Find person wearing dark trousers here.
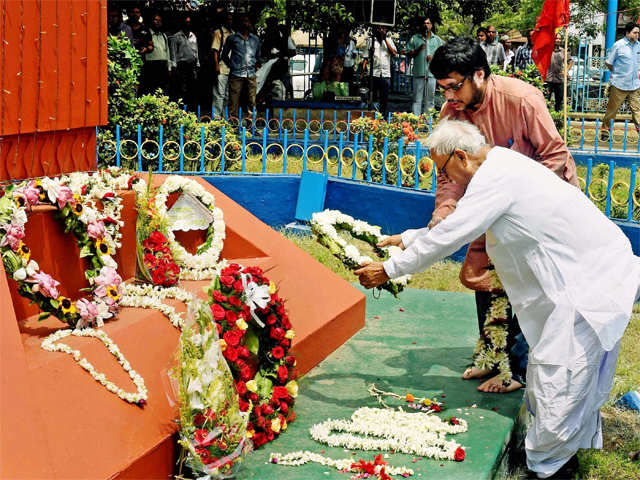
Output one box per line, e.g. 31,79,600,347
221,13,261,118
361,26,396,118
169,15,200,111
546,34,572,112
141,13,171,96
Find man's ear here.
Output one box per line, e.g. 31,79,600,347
455,149,469,166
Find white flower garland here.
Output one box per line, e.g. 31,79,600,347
310,209,411,288
41,328,148,405
310,407,467,461
269,451,414,477
120,283,194,330
156,176,225,279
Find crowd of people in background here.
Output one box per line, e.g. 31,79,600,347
108,1,572,119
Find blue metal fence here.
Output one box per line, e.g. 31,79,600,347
97,108,639,224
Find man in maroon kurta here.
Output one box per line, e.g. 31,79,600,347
429,37,579,392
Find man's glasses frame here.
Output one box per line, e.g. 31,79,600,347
438,75,470,94
440,149,455,179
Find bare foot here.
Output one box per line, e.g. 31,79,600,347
462,366,491,380
477,374,523,393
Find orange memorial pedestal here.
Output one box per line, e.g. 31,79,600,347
0,176,365,479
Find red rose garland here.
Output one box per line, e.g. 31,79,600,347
141,231,180,287
207,263,297,448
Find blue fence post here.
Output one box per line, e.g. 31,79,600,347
367,134,373,183
629,164,637,221
292,109,297,140
179,125,184,172
116,125,121,167
595,119,600,153
608,119,613,151
323,130,329,173
241,127,247,174
197,105,201,121
283,130,288,174
262,127,267,174
580,118,585,150
333,110,337,141
200,126,205,173
338,132,344,177
381,136,388,185
221,126,226,173
225,106,228,121
347,111,351,142
238,107,243,135
279,109,283,140
137,125,142,172
306,109,310,127
605,160,614,217
585,157,593,198
352,136,358,180
303,129,308,171
265,108,270,139
159,124,164,173
414,141,421,190
428,115,432,133
252,107,256,138
211,105,215,119
397,138,403,187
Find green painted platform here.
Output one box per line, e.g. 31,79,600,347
240,287,524,480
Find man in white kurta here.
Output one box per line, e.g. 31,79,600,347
355,119,640,478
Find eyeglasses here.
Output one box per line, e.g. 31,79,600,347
488,30,497,34
438,76,469,94
440,149,455,179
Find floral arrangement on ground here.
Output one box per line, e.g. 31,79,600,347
310,209,411,297
207,263,298,448
177,299,252,478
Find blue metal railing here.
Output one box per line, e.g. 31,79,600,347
97,109,639,224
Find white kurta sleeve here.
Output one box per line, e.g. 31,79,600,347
383,173,511,279
400,227,429,248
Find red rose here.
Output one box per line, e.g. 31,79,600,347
228,296,242,308
238,346,250,358
285,356,296,367
277,365,288,383
240,364,253,381
252,432,267,447
205,409,216,421
287,412,296,423
262,404,274,416
280,339,291,349
232,280,244,293
449,416,459,425
223,330,242,347
454,447,465,462
272,386,290,402
194,429,213,447
193,413,206,426
280,402,289,414
270,327,285,341
281,316,292,330
148,230,168,246
225,310,238,326
239,399,250,412
236,381,247,395
127,175,139,189
432,404,442,412
210,304,226,322
104,216,117,225
271,346,285,360
255,415,266,428
220,275,234,287
248,392,259,403
223,347,238,362
266,314,277,326
267,430,275,441
197,448,211,463
212,290,227,303
102,192,115,200
216,322,222,335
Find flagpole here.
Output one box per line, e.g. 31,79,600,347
563,26,568,144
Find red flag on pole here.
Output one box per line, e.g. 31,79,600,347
531,0,570,81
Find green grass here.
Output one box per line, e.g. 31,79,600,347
282,231,640,480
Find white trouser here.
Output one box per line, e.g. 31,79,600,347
524,315,620,478
213,73,229,118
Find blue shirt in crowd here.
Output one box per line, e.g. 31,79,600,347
221,32,261,77
606,36,640,91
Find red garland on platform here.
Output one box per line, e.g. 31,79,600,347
141,231,180,287
531,0,570,81
207,263,298,448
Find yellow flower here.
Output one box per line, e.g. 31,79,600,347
34,180,46,201
95,238,111,256
285,329,295,340
107,285,120,301
58,296,76,315
17,242,30,261
71,201,83,216
246,379,258,393
281,419,288,431
235,318,248,331
218,339,227,351
271,417,281,433
423,398,432,406
246,429,255,439
13,194,26,209
285,380,298,398
268,281,276,295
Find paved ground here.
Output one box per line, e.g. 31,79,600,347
241,286,525,480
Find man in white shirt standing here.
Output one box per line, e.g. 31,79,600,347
356,119,640,479
362,26,397,118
